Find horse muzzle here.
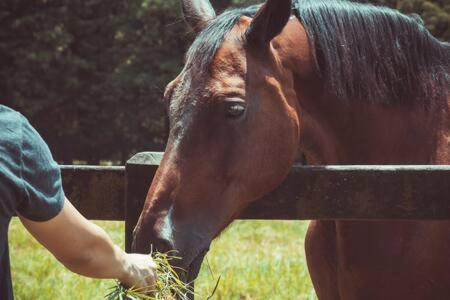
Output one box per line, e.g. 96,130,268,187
132,215,212,283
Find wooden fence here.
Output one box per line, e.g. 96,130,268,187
62,151,450,253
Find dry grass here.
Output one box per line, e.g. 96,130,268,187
105,251,193,300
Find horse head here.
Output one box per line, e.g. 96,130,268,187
132,0,308,281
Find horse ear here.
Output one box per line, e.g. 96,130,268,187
246,0,292,46
182,0,216,32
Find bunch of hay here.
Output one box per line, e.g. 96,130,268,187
105,252,193,300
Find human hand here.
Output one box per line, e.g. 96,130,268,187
119,252,157,292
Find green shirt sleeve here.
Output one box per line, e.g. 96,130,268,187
16,113,65,221
0,105,65,221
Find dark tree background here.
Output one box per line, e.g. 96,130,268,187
1,0,448,164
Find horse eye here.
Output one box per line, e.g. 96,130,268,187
227,103,246,118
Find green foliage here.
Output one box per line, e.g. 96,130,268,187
10,219,315,299
0,0,448,164
358,0,450,40
0,0,187,163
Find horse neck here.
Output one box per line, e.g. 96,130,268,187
293,76,450,165
275,17,449,165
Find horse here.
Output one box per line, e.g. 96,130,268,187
132,0,450,298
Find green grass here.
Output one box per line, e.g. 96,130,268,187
10,219,316,300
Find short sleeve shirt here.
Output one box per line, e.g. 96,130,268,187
0,105,64,300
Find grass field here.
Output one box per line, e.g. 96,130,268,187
10,219,316,300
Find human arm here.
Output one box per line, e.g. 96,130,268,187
18,197,156,289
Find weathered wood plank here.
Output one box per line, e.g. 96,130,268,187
122,153,450,221
61,166,125,220
62,153,450,224
124,154,160,252
241,165,450,220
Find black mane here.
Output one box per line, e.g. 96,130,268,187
296,0,449,106
186,0,450,107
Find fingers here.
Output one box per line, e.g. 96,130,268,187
120,253,157,292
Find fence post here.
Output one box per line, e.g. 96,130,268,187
125,152,163,252
125,151,195,299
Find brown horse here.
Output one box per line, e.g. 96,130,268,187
132,0,450,298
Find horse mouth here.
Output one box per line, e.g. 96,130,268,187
173,248,208,300
186,248,209,283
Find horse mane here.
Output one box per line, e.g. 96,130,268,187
186,0,449,107
295,0,449,107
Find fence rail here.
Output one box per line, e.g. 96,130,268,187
61,152,450,251
61,166,125,220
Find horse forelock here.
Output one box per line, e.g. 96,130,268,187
184,5,259,76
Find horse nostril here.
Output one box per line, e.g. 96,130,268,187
150,236,174,254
